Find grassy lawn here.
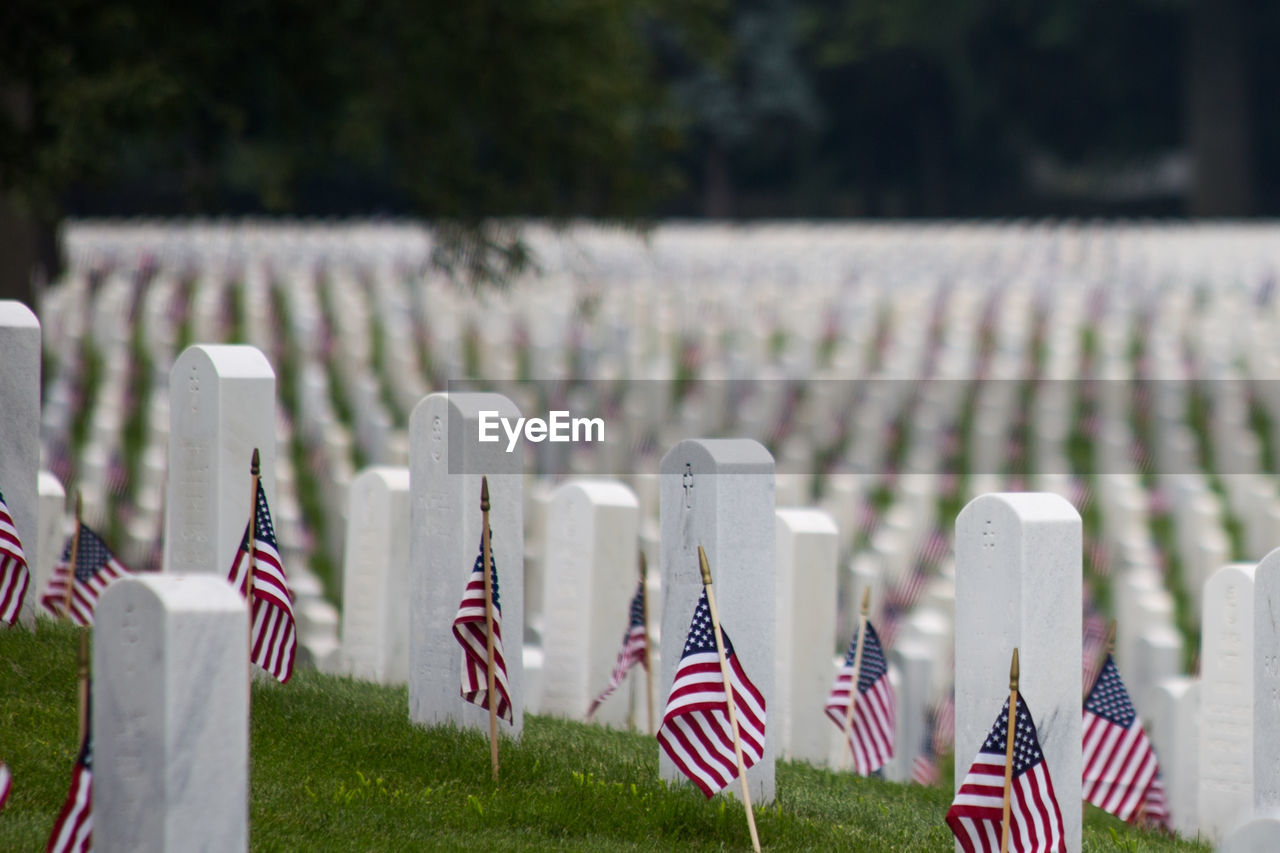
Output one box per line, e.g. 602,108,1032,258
3,622,1210,851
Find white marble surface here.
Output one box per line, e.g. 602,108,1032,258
0,301,40,628
408,392,524,737
1146,676,1200,837
1199,563,1257,842
659,438,776,804
539,479,640,727
1219,812,1280,853
94,574,247,852
955,492,1082,852
341,466,411,684
1254,548,1280,813
163,345,276,578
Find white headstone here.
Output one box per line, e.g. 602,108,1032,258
774,508,838,765
341,466,411,684
1146,677,1199,837
94,574,247,851
885,642,934,783
0,301,40,628
408,392,524,736
659,438,776,803
1199,562,1257,841
34,471,66,616
1254,548,1280,812
1219,812,1280,853
164,345,276,578
955,492,1082,850
540,480,640,727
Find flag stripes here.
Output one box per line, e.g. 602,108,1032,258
39,524,130,626
452,531,512,723
227,480,296,683
824,621,895,775
47,737,92,853
0,491,30,625
1081,654,1162,823
587,580,647,720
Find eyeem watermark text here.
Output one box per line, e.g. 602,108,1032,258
478,410,604,452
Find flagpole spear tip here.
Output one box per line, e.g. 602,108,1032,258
1105,620,1117,656
1010,648,1019,691
481,476,490,512
251,447,260,475
860,586,871,615
697,545,712,586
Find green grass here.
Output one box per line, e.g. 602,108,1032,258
2,624,1208,852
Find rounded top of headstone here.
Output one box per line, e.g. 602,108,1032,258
1257,545,1280,579
352,465,411,492
0,299,39,329
98,573,245,615
775,508,838,536
659,438,774,475
1150,674,1197,700
175,344,275,379
552,479,638,508
37,470,66,496
410,391,521,424
1219,811,1280,853
956,491,1081,526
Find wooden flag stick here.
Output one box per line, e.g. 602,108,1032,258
246,450,260,700
640,551,655,736
76,630,90,745
698,546,761,853
841,587,872,770
1000,648,1020,853
481,476,500,782
63,492,82,622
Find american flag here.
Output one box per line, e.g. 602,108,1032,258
452,529,512,723
657,588,766,798
946,694,1065,853
911,707,941,786
0,759,10,810
1138,773,1170,828
39,524,131,626
0,488,31,625
1082,654,1162,823
586,579,647,720
824,621,895,775
227,480,296,683
47,728,92,853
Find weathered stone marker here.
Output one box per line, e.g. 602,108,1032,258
1219,812,1280,853
1199,562,1256,842
94,574,247,851
164,345,276,577
1146,676,1199,837
0,301,40,628
660,439,775,803
540,480,640,727
341,466,411,684
774,508,838,765
409,392,524,736
1254,548,1280,813
955,493,1082,850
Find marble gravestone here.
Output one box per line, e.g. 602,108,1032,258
1254,548,1280,813
164,345,276,578
955,493,1082,851
1146,676,1200,837
34,471,66,614
659,439,776,803
1199,563,1256,842
94,574,247,851
409,392,524,737
885,642,933,783
1219,812,1280,853
539,480,640,728
341,466,411,684
774,508,838,766
0,301,40,628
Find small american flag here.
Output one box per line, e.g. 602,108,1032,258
657,588,766,798
586,579,647,720
1138,773,1170,828
227,481,296,683
39,524,131,626
0,759,10,810
824,621,895,775
47,729,92,853
452,529,512,723
911,707,941,786
946,694,1065,853
1082,654,1161,823
0,488,31,625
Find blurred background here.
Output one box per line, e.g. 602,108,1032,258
3,0,1277,301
